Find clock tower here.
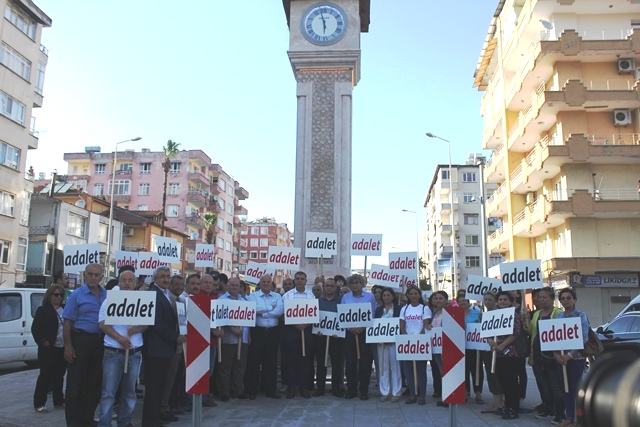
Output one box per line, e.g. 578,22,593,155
282,0,370,278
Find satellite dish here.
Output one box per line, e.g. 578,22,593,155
540,20,553,30
75,200,86,208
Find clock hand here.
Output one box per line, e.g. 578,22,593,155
319,13,326,34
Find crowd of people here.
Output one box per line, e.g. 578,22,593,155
30,264,590,427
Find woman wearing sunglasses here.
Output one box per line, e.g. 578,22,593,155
31,284,68,413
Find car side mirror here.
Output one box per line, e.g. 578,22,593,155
596,326,604,334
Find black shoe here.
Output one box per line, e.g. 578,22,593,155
159,411,179,422
300,390,312,399
266,392,282,399
551,416,564,425
535,403,546,413
501,409,519,420
436,401,449,408
494,407,505,416
344,391,357,399
432,393,441,398
359,392,369,401
536,411,552,419
286,389,296,399
236,392,251,400
331,389,344,398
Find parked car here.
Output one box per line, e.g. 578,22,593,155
595,312,640,356
0,288,46,366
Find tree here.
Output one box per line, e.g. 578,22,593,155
161,140,180,236
204,211,218,244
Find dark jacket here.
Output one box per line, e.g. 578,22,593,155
143,284,179,359
31,304,62,347
374,304,401,319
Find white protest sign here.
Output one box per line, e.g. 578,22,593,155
210,300,257,328
115,251,139,274
465,323,490,351
194,244,215,268
153,236,181,264
479,307,516,338
395,333,432,361
351,234,383,256
103,290,156,325
388,252,418,286
244,261,276,285
337,303,373,328
284,299,319,325
499,259,543,291
466,275,503,301
64,243,101,273
366,318,400,344
176,302,187,335
267,246,301,269
136,252,169,276
430,327,443,354
312,311,346,338
304,232,338,258
368,264,403,290
538,318,585,352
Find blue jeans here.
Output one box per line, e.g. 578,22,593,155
99,348,142,427
558,358,586,420
404,360,427,397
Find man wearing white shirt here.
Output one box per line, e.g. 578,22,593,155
98,271,147,427
179,274,200,304
245,274,284,400
282,271,315,399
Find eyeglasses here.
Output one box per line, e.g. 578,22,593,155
52,293,63,297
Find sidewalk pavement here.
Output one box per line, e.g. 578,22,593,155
0,366,562,427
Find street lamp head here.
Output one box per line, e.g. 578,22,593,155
131,137,142,142
425,132,436,138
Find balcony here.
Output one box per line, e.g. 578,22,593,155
187,189,209,207
543,256,640,277
549,189,640,220
234,203,248,216
440,224,452,235
233,216,240,226
186,214,205,229
235,183,249,200
123,244,146,252
439,245,453,258
110,194,130,202
233,234,240,244
488,225,509,254
29,225,55,236
188,171,210,187
486,181,508,217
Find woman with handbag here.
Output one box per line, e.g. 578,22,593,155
553,288,591,427
31,285,67,413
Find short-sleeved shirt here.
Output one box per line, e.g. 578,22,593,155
318,294,341,313
98,298,144,349
400,304,432,335
340,290,377,313
219,293,250,344
62,284,107,334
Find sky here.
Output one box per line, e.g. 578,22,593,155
27,0,497,269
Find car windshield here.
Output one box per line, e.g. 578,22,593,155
606,316,636,334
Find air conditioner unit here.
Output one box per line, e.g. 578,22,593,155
213,196,219,201
526,192,535,204
190,232,199,240
123,227,135,236
618,58,635,73
614,109,632,126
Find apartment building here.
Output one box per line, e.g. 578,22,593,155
62,148,248,276
243,217,293,284
0,0,50,287
476,0,640,324
423,154,502,297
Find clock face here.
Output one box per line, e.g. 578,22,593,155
301,3,348,46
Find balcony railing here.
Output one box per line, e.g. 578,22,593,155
585,80,636,91
586,133,640,145
39,44,48,55
594,188,640,201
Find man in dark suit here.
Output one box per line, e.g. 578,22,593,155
142,266,180,427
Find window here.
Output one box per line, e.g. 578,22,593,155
0,142,20,169
464,214,479,225
0,91,25,124
227,185,233,197
4,4,36,39
240,238,247,246
217,258,223,269
138,183,150,195
137,205,148,211
250,251,258,259
225,261,231,271
606,316,635,334
140,162,151,174
217,218,224,228
226,222,232,233
107,180,130,195
240,228,247,235
0,43,30,79
251,226,259,234
240,250,247,259
441,169,450,180
217,238,224,249
95,164,105,174
463,193,476,203
166,205,179,217
218,199,225,209
462,172,476,182
93,183,103,196
35,62,45,95
169,162,180,173
168,183,180,195
219,180,226,191
489,255,503,268
465,256,480,268
260,238,268,247
250,238,258,246
225,241,231,252
465,235,479,246
119,163,132,171
98,223,108,243
227,204,233,215
0,294,21,322
260,251,267,259
260,226,269,234
67,213,86,238
0,240,9,264
0,190,15,216
20,191,30,225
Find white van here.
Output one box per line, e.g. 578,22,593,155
0,288,46,365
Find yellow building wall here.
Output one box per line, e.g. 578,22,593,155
568,218,640,258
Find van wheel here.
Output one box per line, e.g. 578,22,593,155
24,360,39,368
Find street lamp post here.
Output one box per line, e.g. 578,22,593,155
105,137,141,277
402,209,421,287
426,132,457,294
477,161,489,277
